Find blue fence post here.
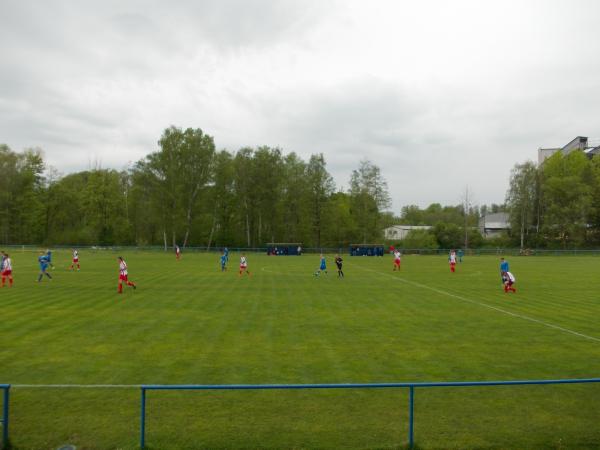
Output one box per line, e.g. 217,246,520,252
408,386,414,449
1,385,8,450
140,387,146,449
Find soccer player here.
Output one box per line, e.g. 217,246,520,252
335,254,344,278
502,271,516,293
38,252,52,282
499,257,509,282
224,247,229,262
393,249,402,271
46,249,55,269
69,249,80,271
449,250,457,273
239,253,250,276
1,251,13,287
117,256,137,293
175,245,181,260
457,249,464,263
314,254,327,276
220,251,227,271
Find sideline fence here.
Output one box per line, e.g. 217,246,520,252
140,377,600,449
0,385,9,450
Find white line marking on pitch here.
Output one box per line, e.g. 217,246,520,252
359,266,600,343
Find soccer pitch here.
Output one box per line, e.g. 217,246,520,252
2,250,600,449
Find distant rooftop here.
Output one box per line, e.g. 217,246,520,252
538,136,600,165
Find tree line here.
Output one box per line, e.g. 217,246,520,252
7,127,594,250
0,127,393,248
506,150,600,249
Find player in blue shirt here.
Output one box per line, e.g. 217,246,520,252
224,247,229,263
500,257,509,282
220,251,227,271
38,252,53,282
314,254,327,276
46,249,55,269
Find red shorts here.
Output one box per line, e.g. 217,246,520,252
1,270,12,276
119,274,128,281
240,264,247,270
73,258,79,263
394,259,401,265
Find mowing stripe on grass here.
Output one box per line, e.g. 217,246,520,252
359,266,600,343
12,384,139,388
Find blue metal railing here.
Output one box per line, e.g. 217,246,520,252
0,385,9,450
140,377,600,448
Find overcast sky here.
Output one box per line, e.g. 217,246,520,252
1,0,600,213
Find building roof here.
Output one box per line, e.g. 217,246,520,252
480,212,510,229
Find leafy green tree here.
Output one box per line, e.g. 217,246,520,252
207,150,236,248
349,160,391,243
506,161,539,249
306,154,335,248
133,126,215,248
433,222,463,249
401,229,438,249
281,152,309,243
541,151,592,248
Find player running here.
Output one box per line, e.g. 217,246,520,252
335,254,344,278
393,249,401,271
224,247,229,262
175,245,181,260
220,251,227,271
314,254,327,276
117,256,137,293
69,249,80,271
38,252,53,282
239,253,250,276
46,249,55,269
449,250,457,273
502,271,516,293
1,251,13,287
499,257,509,282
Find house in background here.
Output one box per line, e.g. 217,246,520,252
384,225,432,241
538,136,600,165
479,212,510,238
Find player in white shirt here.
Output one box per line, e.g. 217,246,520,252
1,252,13,287
502,271,516,293
239,254,250,277
449,250,457,273
69,249,80,271
393,249,402,271
175,245,181,260
117,256,137,294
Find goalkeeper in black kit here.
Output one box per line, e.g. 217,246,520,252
335,254,344,278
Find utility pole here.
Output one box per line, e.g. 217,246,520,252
463,186,471,250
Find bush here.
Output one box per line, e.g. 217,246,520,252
400,229,438,249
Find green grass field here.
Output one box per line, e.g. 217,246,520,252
2,249,600,449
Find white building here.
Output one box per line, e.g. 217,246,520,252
538,136,600,165
479,213,510,238
384,225,432,240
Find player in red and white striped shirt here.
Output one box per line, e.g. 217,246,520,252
239,254,250,276
393,249,401,271
117,256,136,294
69,249,80,271
1,251,13,288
